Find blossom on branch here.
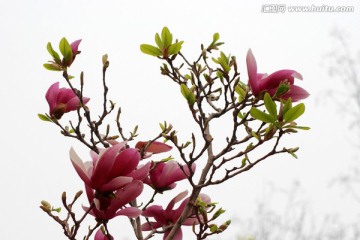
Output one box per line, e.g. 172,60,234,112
141,191,211,240
45,82,90,119
144,161,195,192
70,143,150,192
83,181,143,220
246,49,309,101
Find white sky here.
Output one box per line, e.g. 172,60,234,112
1,0,360,239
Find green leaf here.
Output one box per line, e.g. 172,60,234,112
161,27,172,48
213,208,226,219
43,63,62,71
59,37,73,65
155,33,163,48
284,125,310,130
38,113,52,122
284,103,305,122
264,93,277,118
282,98,292,115
180,84,196,105
168,41,183,55
47,42,61,64
140,44,162,57
213,33,220,43
250,107,275,123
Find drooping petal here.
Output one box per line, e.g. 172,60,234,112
94,228,113,240
135,141,172,154
114,207,142,218
246,49,259,95
69,147,91,185
166,190,188,212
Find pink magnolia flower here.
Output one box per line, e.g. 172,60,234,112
70,142,150,192
45,82,90,119
141,191,211,240
69,39,82,66
94,228,113,240
83,180,143,220
246,49,309,101
143,161,195,192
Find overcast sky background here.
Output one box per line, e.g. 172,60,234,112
1,0,360,239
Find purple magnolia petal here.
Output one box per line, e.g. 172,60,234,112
91,144,123,189
114,207,142,218
70,39,82,54
69,147,91,185
141,221,163,231
135,141,172,154
94,229,113,240
107,148,140,180
280,85,310,102
99,176,133,192
142,205,167,224
108,181,144,214
246,49,259,95
259,69,300,90
164,228,183,240
65,96,81,112
166,190,188,212
45,82,60,112
127,162,151,181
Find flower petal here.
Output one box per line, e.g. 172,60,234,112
107,148,140,180
135,141,172,154
127,162,151,181
99,176,133,192
246,49,259,95
69,147,91,185
280,85,310,102
114,207,142,218
91,144,123,189
45,82,60,113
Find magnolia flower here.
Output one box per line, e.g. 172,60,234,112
69,39,82,66
246,49,309,101
141,191,211,240
83,181,143,220
45,82,90,119
70,143,150,192
94,228,113,240
143,161,195,192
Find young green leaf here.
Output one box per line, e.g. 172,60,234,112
38,113,52,122
155,33,163,48
47,42,61,64
168,41,183,55
264,93,277,118
43,63,62,71
213,33,220,43
250,107,275,123
283,103,305,122
282,98,292,116
161,27,172,48
59,37,73,65
140,44,162,57
180,84,196,105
